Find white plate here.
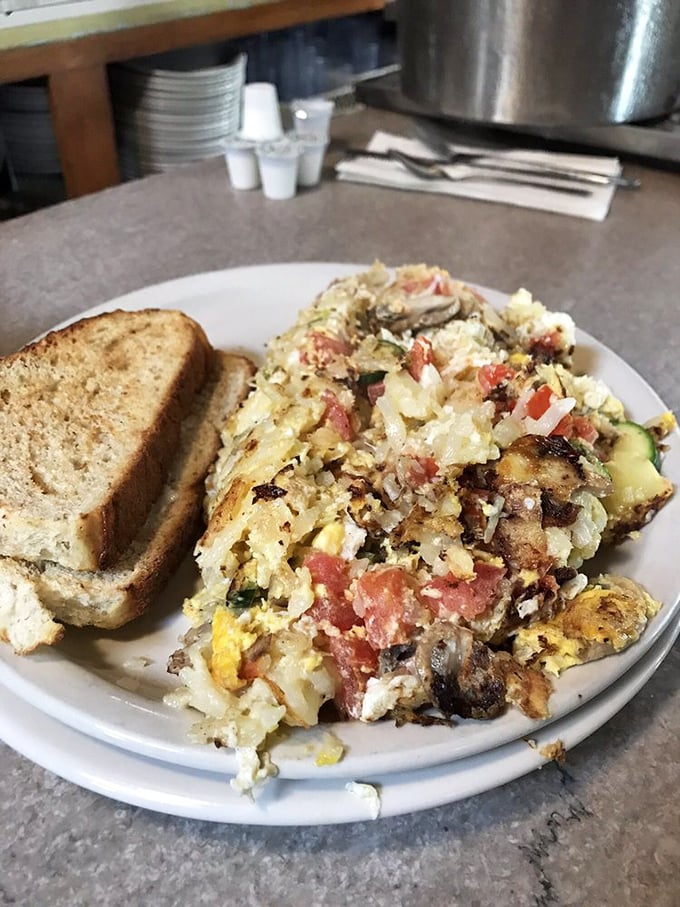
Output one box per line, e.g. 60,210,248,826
113,99,241,119
2,613,677,825
0,264,677,782
125,54,246,81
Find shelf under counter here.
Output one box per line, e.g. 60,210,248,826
0,0,386,198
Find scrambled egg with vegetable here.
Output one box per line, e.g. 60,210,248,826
165,263,675,792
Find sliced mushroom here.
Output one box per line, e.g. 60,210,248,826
414,622,507,720
368,284,517,341
370,296,463,335
379,642,417,675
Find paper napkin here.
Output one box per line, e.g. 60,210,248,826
336,131,623,221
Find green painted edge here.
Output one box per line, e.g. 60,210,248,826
0,0,269,51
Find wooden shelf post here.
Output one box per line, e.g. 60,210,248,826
48,64,121,197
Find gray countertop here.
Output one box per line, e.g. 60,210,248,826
0,109,678,907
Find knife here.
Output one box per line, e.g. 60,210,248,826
412,120,641,189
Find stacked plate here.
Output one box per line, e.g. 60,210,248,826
0,263,678,825
0,81,60,176
109,48,246,180
0,80,66,205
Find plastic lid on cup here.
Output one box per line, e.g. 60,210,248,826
224,135,258,151
295,132,329,150
255,138,300,161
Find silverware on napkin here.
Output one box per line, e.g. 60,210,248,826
412,120,640,190
345,148,593,197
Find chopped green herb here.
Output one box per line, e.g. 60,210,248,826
227,585,266,610
357,370,387,389
377,338,406,354
356,537,386,563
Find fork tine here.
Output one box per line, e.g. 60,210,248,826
387,148,442,179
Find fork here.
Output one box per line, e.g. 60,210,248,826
411,121,640,189
349,148,593,197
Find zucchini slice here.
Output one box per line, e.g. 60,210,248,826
603,421,672,538
613,420,660,468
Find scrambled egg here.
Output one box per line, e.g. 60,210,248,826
513,575,661,675
211,608,257,691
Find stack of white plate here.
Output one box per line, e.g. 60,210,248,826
0,81,61,177
109,48,247,180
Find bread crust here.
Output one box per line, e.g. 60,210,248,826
0,308,213,570
0,352,255,652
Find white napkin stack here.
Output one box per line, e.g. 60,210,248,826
336,131,623,221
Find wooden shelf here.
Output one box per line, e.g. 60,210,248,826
0,0,386,197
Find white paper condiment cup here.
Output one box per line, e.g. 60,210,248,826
256,139,300,200
290,97,334,139
224,137,260,190
240,82,284,142
296,133,329,187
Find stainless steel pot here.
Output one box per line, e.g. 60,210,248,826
399,0,680,126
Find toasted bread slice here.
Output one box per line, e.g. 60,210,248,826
0,308,212,571
0,352,254,654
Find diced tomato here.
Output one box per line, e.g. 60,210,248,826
353,566,427,650
552,414,572,437
327,634,379,719
477,363,515,397
406,456,438,487
304,551,349,599
366,380,385,405
399,272,450,297
300,331,351,367
321,390,355,441
418,563,505,621
572,416,599,444
408,336,435,382
303,552,356,631
307,596,357,631
525,384,555,420
552,414,599,444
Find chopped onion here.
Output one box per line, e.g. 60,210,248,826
376,391,407,451
341,516,367,560
382,474,401,502
517,596,540,619
512,386,537,421
425,273,451,296
492,414,524,447
523,396,576,436
374,506,406,533
419,531,446,566
482,495,505,543
431,556,450,577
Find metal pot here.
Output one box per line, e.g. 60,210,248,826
399,0,680,126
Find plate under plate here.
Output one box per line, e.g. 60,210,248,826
0,264,677,782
